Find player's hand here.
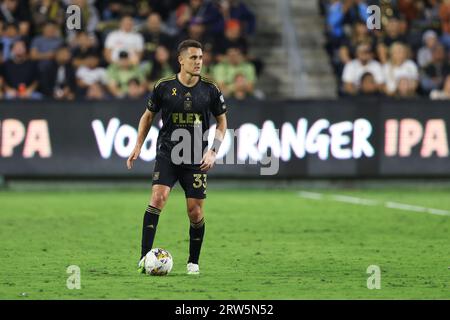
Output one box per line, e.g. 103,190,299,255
200,149,216,171
127,146,141,169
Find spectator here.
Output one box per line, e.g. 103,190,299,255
219,0,256,36
395,77,418,98
126,78,146,99
41,46,76,100
383,42,418,96
99,0,135,21
341,43,384,95
397,0,423,24
177,18,214,50
147,0,184,22
422,0,441,28
0,40,41,99
0,74,3,99
214,18,263,76
30,0,65,35
232,73,255,100
172,0,224,37
0,0,31,37
103,15,144,64
326,0,368,47
344,0,370,23
76,53,107,93
144,45,174,90
377,17,408,64
417,30,439,68
430,74,450,100
339,20,376,65
86,81,108,100
200,47,214,78
213,46,256,97
357,72,382,96
70,31,100,69
326,0,350,50
0,22,20,63
30,20,64,72
214,19,248,62
106,50,146,98
440,0,450,49
141,12,174,61
420,44,450,93
134,0,154,22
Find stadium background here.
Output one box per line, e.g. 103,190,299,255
0,0,449,300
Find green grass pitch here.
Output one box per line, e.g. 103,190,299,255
0,187,449,299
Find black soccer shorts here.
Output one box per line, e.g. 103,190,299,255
151,155,207,199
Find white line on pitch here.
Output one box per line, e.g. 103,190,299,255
298,191,450,216
386,202,450,216
331,195,379,206
298,191,323,200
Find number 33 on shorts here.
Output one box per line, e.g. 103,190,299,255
193,173,207,191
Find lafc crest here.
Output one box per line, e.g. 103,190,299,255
184,92,192,110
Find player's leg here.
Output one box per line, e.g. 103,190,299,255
140,184,171,259
186,197,205,268
140,156,177,261
178,169,207,274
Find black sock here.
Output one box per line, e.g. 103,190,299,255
141,205,161,259
188,218,205,264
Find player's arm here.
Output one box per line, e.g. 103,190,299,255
200,113,227,171
127,109,155,169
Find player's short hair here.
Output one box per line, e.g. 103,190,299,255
177,39,203,56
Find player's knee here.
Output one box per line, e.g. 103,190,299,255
187,204,203,223
150,192,169,209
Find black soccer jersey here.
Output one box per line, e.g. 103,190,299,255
147,74,227,167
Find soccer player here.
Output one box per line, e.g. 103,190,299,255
127,39,228,275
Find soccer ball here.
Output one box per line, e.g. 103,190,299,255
144,248,173,276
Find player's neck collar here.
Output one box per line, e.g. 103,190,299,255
176,72,200,89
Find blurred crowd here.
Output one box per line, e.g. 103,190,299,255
0,0,261,101
321,0,450,100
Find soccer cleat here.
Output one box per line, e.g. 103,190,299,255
137,256,146,274
187,262,200,275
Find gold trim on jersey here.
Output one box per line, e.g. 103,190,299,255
154,75,176,88
200,76,220,91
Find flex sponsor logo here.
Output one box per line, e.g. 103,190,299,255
0,119,52,158
172,113,202,125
